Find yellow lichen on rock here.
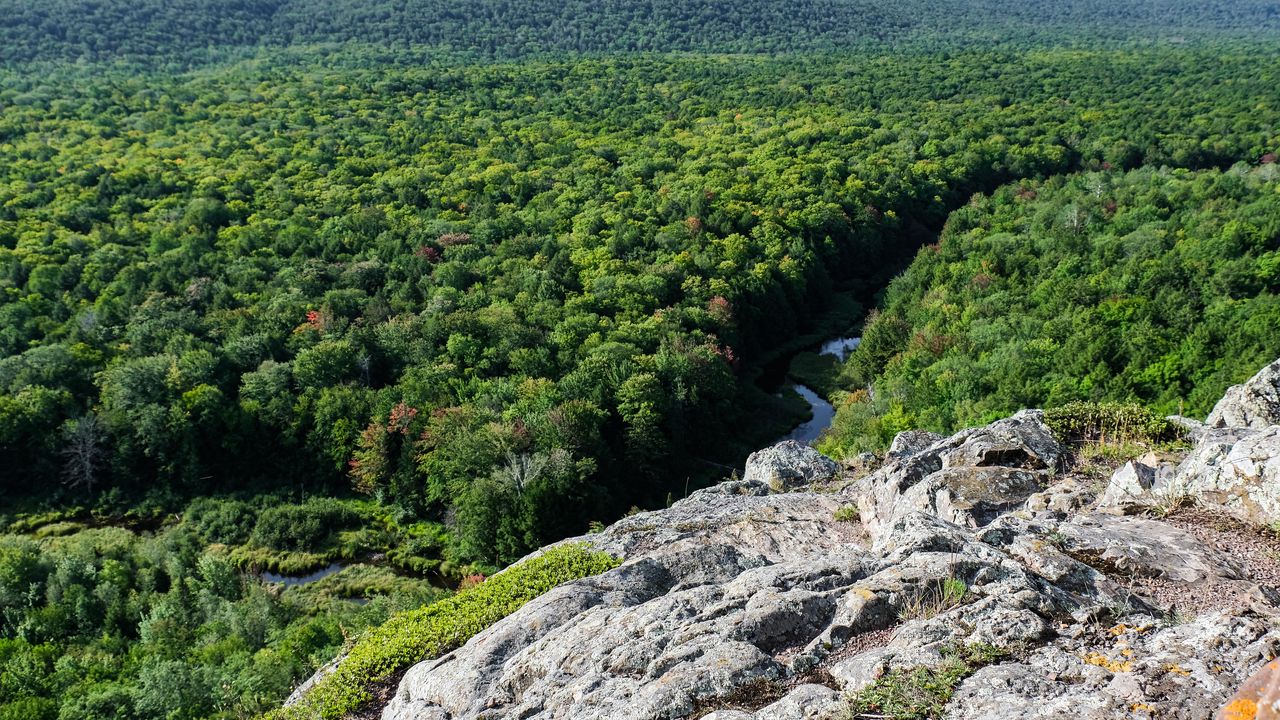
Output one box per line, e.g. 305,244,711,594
1083,651,1134,673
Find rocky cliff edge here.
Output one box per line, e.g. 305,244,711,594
380,358,1280,720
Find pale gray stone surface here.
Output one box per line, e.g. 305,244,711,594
888,429,945,460
742,440,840,492
948,613,1280,720
1168,425,1280,523
1207,358,1280,429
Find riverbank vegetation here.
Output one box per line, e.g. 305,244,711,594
0,516,448,720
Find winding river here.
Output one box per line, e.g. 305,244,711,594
776,336,860,444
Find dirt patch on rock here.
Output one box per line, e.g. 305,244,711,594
821,626,897,668
1130,507,1280,617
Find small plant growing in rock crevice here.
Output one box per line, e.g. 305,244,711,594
897,576,969,622
840,643,1008,720
833,504,861,523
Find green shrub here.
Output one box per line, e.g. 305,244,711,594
833,505,860,523
841,644,1007,720
0,697,57,720
251,499,361,552
271,543,619,720
222,544,333,575
1043,402,1181,446
185,497,257,544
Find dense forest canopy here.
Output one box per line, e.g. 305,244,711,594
4,50,1278,558
2,0,1280,65
1,2,1279,719
820,164,1280,457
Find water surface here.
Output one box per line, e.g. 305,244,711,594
262,562,346,587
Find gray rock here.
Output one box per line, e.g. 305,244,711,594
1056,513,1246,583
1096,453,1177,513
1024,477,1096,519
898,467,1047,528
947,612,1280,720
742,440,840,492
1167,425,1280,523
1206,358,1280,429
888,430,945,460
1099,459,1157,511
1167,414,1207,442
938,410,1062,472
846,410,1062,540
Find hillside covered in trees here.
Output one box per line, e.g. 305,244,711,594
1,1,1279,718
821,164,1280,456
3,0,1280,65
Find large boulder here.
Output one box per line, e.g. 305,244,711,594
887,430,945,460
1207,359,1280,429
846,410,1063,539
1167,426,1280,524
896,467,1047,528
742,440,840,492
938,410,1062,471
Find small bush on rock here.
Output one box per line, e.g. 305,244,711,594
270,543,620,720
842,643,1007,720
833,505,860,523
1044,402,1181,446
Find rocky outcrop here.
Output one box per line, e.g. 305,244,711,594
1167,426,1280,523
846,409,1061,537
887,430,944,460
379,361,1280,720
949,613,1279,720
741,440,839,492
1207,358,1280,429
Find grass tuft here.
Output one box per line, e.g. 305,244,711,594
833,505,861,523
897,577,968,622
